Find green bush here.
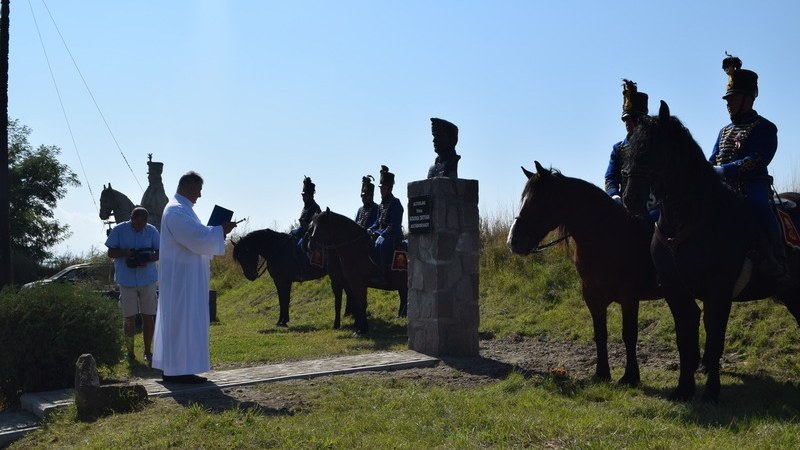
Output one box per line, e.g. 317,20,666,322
0,284,123,405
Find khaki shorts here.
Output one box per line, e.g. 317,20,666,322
118,283,158,317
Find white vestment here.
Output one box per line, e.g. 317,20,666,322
152,193,225,376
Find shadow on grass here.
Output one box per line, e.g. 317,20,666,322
171,385,295,416
629,367,800,426
257,324,332,334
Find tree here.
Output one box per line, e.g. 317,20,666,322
8,118,79,265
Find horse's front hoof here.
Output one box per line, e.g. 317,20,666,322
353,329,368,338
591,373,611,383
276,321,288,327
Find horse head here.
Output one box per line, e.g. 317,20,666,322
232,231,263,281
307,208,332,251
308,207,365,252
231,230,263,281
98,183,135,223
507,161,566,255
99,184,114,220
622,100,710,218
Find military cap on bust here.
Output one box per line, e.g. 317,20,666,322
722,53,758,99
621,79,649,119
147,161,164,175
379,165,395,187
302,176,316,194
431,117,459,144
361,175,375,195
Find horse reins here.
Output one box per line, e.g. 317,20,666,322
255,258,268,278
531,233,571,253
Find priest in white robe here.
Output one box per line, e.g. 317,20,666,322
152,171,236,384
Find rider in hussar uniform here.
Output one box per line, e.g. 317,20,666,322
368,165,404,268
605,79,659,221
290,176,321,241
606,80,648,202
355,174,379,229
709,54,788,281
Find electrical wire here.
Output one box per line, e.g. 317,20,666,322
27,0,99,212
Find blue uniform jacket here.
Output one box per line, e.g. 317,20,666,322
369,195,404,241
604,138,627,197
709,110,777,184
355,202,379,229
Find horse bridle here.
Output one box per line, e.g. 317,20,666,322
512,216,571,253
254,257,268,278
531,233,570,253
236,245,268,279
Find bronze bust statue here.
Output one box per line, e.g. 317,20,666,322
427,117,460,179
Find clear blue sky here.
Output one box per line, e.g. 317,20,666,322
9,1,800,257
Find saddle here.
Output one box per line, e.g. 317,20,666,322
368,239,408,285
291,235,325,275
391,242,409,271
774,196,800,250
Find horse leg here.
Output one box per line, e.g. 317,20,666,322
275,281,291,327
344,287,353,317
331,279,343,329
666,294,701,401
584,295,611,382
701,298,732,402
618,297,640,386
398,288,408,318
351,284,369,336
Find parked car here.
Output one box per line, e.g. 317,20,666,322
22,262,118,297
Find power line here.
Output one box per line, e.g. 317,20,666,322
40,0,143,193
27,0,99,212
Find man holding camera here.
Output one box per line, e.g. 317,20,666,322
105,206,160,366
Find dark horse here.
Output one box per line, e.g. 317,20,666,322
307,208,409,336
232,228,348,328
507,162,661,385
622,101,800,401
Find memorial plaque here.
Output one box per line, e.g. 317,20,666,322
408,195,431,233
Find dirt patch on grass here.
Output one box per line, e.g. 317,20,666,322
165,334,680,413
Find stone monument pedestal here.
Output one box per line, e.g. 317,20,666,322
406,178,479,357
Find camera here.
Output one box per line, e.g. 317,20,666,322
126,248,155,268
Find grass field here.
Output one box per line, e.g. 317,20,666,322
10,220,800,449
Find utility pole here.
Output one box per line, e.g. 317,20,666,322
1,0,11,288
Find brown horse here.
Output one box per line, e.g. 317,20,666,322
507,162,661,385
307,208,408,336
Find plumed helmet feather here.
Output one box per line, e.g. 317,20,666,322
722,51,742,75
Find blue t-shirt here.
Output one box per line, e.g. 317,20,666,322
105,221,160,287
